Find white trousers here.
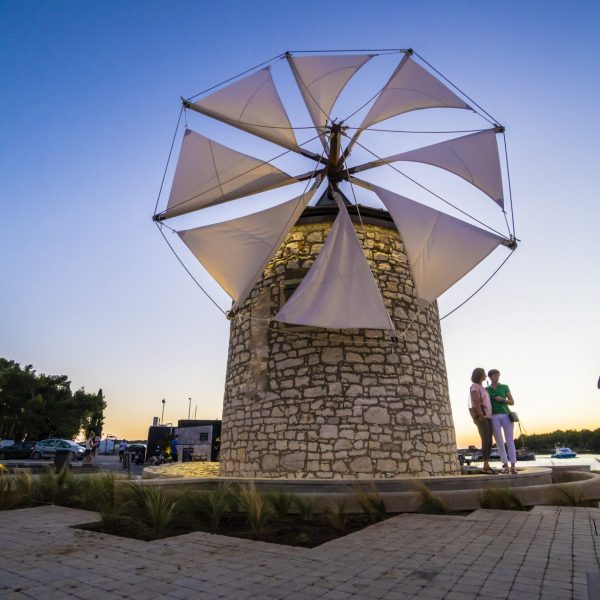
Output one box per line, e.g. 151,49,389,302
491,413,517,465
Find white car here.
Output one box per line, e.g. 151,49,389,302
32,439,86,461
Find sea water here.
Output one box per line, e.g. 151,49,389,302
484,453,600,471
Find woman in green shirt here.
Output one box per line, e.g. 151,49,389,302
487,369,517,474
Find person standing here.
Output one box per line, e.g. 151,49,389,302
469,368,495,475
118,440,127,462
487,369,517,474
170,435,179,463
83,431,95,464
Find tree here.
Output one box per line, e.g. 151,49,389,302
0,358,106,441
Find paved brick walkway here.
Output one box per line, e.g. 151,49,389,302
0,505,599,599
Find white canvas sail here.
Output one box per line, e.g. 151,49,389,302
288,54,373,150
164,129,297,219
356,54,470,132
187,67,300,151
178,187,318,307
351,129,504,207
361,181,507,304
275,194,393,330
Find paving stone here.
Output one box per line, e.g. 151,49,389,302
2,505,600,599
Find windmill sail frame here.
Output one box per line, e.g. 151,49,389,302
154,49,517,330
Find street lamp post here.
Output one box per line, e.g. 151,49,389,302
161,398,166,424
188,397,191,420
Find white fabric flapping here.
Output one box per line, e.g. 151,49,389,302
365,182,506,305
165,129,296,219
178,186,318,308
287,54,373,150
353,129,504,208
274,195,393,330
356,55,470,133
188,67,299,151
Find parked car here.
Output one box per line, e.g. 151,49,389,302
125,443,147,465
0,441,37,460
32,439,86,461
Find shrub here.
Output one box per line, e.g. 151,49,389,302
293,496,320,522
354,487,386,522
478,486,524,510
32,467,85,506
323,500,348,531
413,482,451,515
127,484,176,536
236,483,273,535
174,487,231,530
546,484,598,508
265,489,297,520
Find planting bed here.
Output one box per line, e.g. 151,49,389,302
76,513,384,547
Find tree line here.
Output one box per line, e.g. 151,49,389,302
0,358,105,442
516,428,600,453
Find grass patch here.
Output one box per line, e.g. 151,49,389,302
478,486,524,511
413,482,452,515
546,484,598,508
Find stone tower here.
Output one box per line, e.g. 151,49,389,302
219,196,459,479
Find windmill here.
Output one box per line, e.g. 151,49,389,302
153,49,517,479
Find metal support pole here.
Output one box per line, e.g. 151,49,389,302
188,397,191,420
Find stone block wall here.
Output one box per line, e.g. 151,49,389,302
220,215,459,478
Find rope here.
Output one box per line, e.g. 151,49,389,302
345,126,490,134
341,57,402,124
395,307,423,340
186,53,286,102
350,137,507,238
287,49,407,54
502,131,517,239
439,249,515,320
286,53,333,125
153,106,184,216
154,221,227,316
412,51,499,127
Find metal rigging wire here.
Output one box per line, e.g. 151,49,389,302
349,136,509,238
412,50,500,127
154,221,228,316
186,53,286,102
154,47,518,324
439,250,515,320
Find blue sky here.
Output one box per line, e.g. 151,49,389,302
1,1,599,444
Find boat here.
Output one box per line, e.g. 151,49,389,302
462,445,535,463
516,447,536,461
551,447,577,459
462,447,482,464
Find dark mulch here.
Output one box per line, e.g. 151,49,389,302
75,514,387,547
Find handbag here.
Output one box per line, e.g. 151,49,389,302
469,385,485,419
509,411,519,422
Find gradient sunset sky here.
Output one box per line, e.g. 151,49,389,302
2,0,599,447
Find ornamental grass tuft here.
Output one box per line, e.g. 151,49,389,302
323,499,349,531
236,482,273,535
264,489,297,520
546,484,597,508
413,482,451,515
354,487,387,522
478,486,524,510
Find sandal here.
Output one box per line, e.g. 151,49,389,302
482,468,497,475
500,466,510,474
511,467,518,474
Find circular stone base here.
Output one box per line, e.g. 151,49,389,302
140,465,600,513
